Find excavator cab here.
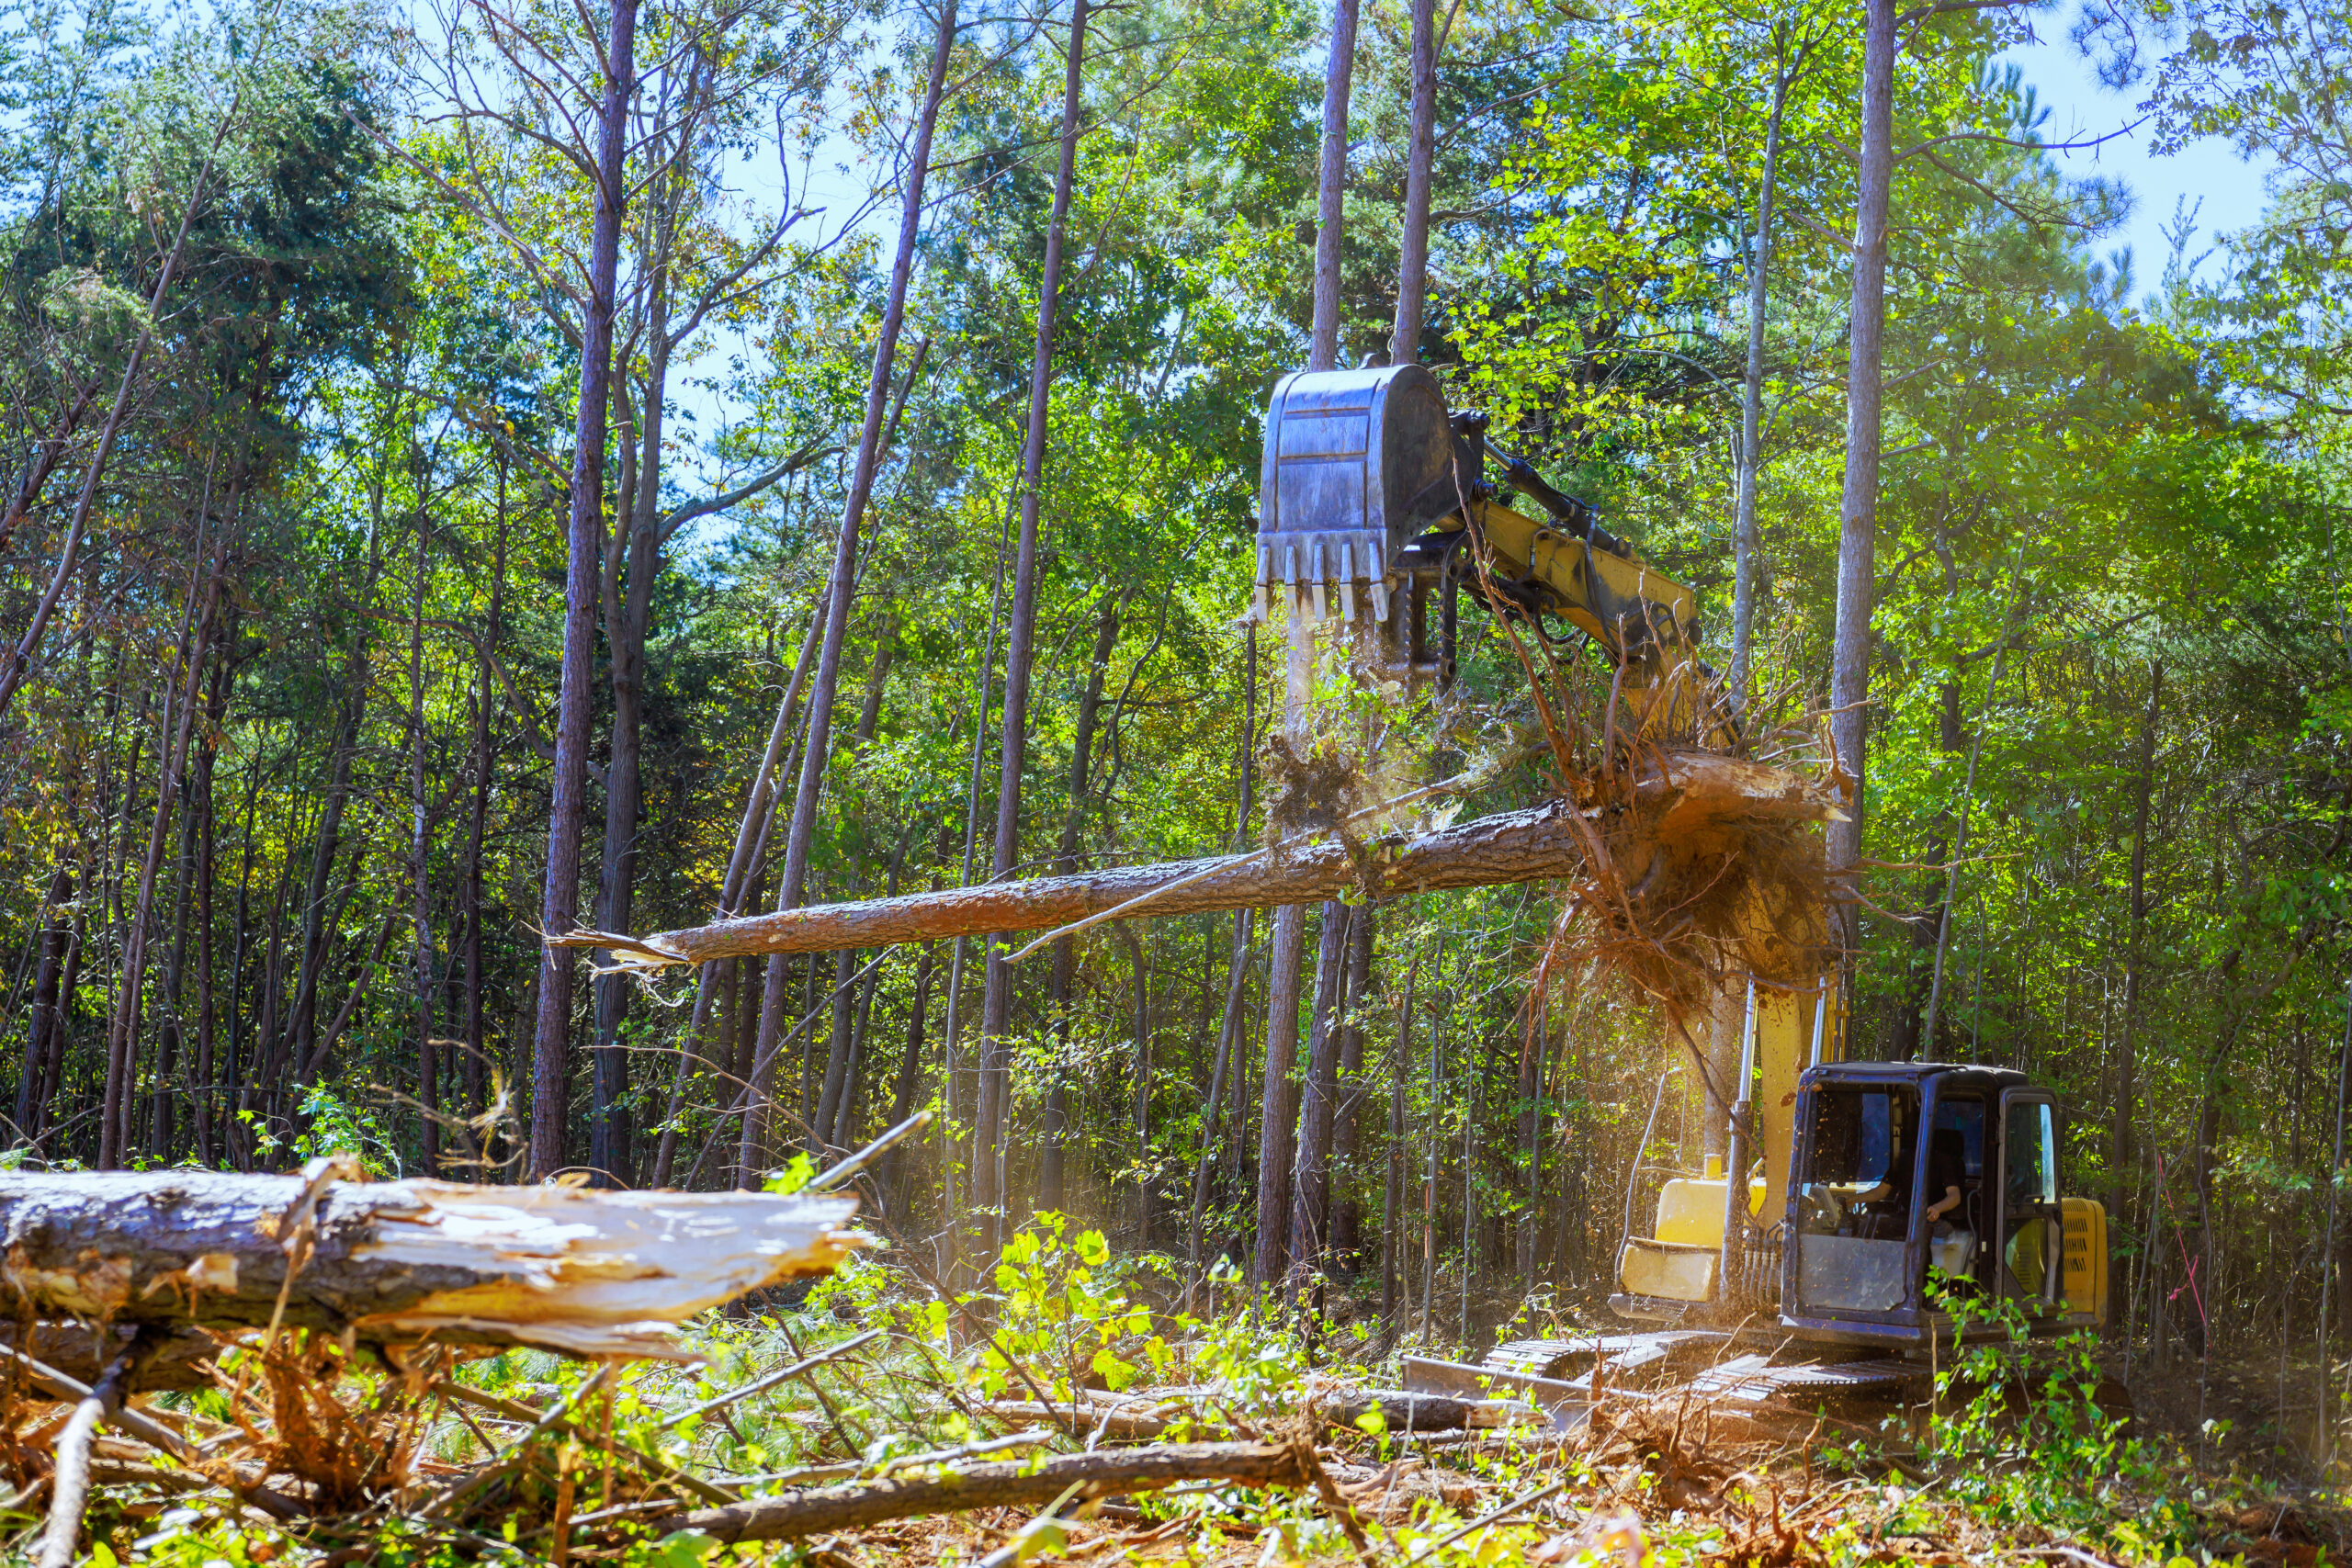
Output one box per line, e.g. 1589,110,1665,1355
1781,1061,2107,1348
1614,1052,2110,1350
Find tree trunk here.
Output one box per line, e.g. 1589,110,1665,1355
744,0,956,1188
2109,659,2163,1332
410,510,440,1174
1517,1001,1542,1285
461,468,508,1166
34,915,82,1150
190,650,224,1168
853,628,896,750
0,1170,860,1359
880,944,933,1204
16,867,73,1142
976,0,1092,1235
1331,906,1373,1260
833,944,884,1150
532,0,639,1179
1286,903,1351,1299
1187,904,1249,1294
591,329,670,1187
1254,901,1304,1293
1729,51,1791,708
1042,596,1123,1212
579,766,1828,964
1261,0,1363,1284
1822,0,1896,929
1121,922,1152,1243
1386,0,1434,367
656,1443,1307,1546
814,948,859,1149
1381,954,1418,1328
1308,0,1362,368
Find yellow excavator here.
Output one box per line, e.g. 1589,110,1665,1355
1255,364,2108,1354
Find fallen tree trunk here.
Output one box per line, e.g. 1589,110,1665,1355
650,1440,1309,1542
559,755,1832,967
0,1166,864,1360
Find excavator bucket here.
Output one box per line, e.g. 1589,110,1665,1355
1253,364,1465,626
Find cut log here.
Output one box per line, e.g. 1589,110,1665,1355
649,1440,1309,1542
560,757,1834,966
0,1168,865,1360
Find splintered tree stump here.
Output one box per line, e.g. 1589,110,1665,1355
0,1169,865,1360
563,757,1833,967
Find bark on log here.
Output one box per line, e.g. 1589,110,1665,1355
650,1441,1308,1542
0,1168,864,1359
564,757,1832,967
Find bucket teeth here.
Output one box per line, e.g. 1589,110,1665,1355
1250,528,1399,626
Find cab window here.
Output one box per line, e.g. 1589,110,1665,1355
1794,1085,1917,1314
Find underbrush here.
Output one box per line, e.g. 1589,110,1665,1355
17,1220,2340,1567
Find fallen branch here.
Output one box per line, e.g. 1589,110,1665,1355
653,1327,883,1431
422,1369,610,1522
0,1322,215,1391
1408,1479,1569,1561
557,759,1829,968
435,1377,739,1506
1293,1432,1378,1562
649,1440,1309,1542
0,1342,304,1519
985,1391,1536,1442
36,1347,130,1568
0,1170,865,1359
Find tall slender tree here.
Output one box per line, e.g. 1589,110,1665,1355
741,0,962,1184
975,0,1093,1233
530,0,640,1179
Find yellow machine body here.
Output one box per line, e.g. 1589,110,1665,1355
2061,1197,2109,1325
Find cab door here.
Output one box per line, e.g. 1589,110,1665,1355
1994,1091,2062,1311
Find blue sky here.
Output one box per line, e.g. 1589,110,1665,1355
1994,33,2272,296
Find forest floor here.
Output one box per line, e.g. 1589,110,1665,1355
13,1224,2347,1568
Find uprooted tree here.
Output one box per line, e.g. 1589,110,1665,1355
557,746,1838,1019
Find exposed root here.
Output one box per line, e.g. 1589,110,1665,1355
1262,732,1371,851
1555,747,1838,1021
